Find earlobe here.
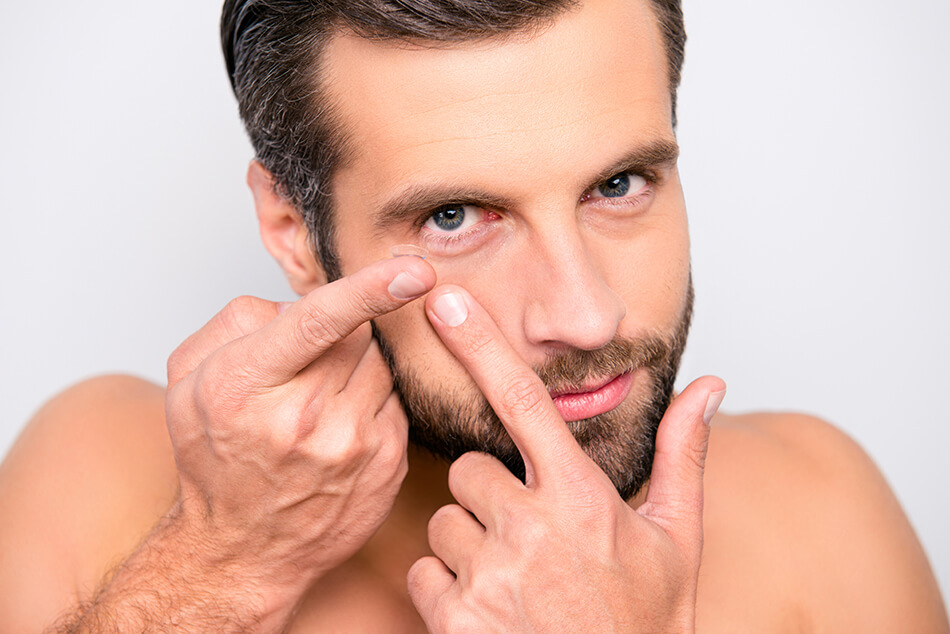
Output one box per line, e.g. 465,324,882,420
247,161,327,294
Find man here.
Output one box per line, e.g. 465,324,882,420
0,0,946,631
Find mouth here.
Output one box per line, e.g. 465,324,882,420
548,371,636,422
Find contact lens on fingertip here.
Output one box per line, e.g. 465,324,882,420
390,244,428,259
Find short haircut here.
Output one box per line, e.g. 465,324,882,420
221,0,686,280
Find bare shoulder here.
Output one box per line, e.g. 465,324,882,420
0,375,178,632
698,411,948,632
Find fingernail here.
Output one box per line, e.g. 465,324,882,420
432,291,468,327
388,271,428,300
277,301,293,314
703,390,726,426
390,244,428,259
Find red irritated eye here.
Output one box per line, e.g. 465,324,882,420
419,204,502,255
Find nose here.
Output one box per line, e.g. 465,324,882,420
521,225,627,351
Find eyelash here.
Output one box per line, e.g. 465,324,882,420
416,205,501,249
580,169,657,205
415,169,660,248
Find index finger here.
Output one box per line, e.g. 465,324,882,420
425,285,584,486
236,255,436,384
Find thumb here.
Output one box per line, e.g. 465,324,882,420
641,376,726,547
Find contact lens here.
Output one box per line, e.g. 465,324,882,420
390,244,429,259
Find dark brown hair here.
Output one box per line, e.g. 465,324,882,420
221,0,686,279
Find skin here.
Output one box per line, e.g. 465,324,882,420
0,0,946,631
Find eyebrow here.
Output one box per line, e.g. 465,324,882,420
370,138,680,233
590,138,680,187
371,185,516,235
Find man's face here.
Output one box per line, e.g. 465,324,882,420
325,0,691,499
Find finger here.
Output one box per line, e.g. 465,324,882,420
317,337,399,422
234,256,435,385
448,451,524,530
425,285,581,486
375,390,409,442
293,322,374,395
407,556,455,621
641,376,725,550
167,295,281,387
340,336,393,399
427,504,485,578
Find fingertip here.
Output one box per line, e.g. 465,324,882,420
384,256,437,301
427,286,471,327
690,376,726,425
704,387,727,426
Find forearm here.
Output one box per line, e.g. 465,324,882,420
48,507,304,634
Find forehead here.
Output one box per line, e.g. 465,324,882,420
323,0,671,229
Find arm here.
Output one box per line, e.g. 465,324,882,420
47,509,287,632
0,255,436,633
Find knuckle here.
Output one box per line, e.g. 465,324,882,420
468,562,518,610
510,512,553,553
193,373,234,421
220,295,269,336
498,373,547,418
682,434,709,474
225,294,259,316
166,344,189,385
316,423,371,472
342,275,394,317
377,433,408,473
297,301,346,348
447,451,484,483
454,324,496,360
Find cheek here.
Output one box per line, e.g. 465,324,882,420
372,300,462,383
607,213,692,330
374,301,434,355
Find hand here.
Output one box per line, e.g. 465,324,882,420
164,256,435,599
407,286,725,633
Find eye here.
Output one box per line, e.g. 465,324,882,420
423,204,485,234
589,172,649,200
418,203,502,254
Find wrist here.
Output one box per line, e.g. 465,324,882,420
136,500,316,630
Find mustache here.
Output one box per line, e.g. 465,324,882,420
534,334,673,394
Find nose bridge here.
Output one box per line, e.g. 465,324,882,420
522,218,627,351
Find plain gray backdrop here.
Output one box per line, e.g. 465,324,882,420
2,0,948,608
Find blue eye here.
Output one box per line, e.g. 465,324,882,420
598,173,631,197
590,172,649,200
430,205,466,231
424,204,483,234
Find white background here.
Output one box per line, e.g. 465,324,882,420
2,0,948,608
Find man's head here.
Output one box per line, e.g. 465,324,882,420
223,0,692,499
222,0,685,279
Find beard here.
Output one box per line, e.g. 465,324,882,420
375,281,693,501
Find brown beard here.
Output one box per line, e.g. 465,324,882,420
375,281,693,501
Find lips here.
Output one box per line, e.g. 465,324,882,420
549,371,635,422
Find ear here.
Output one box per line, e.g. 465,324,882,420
247,161,327,294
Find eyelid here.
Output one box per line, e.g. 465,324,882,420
415,200,497,229
583,169,654,202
